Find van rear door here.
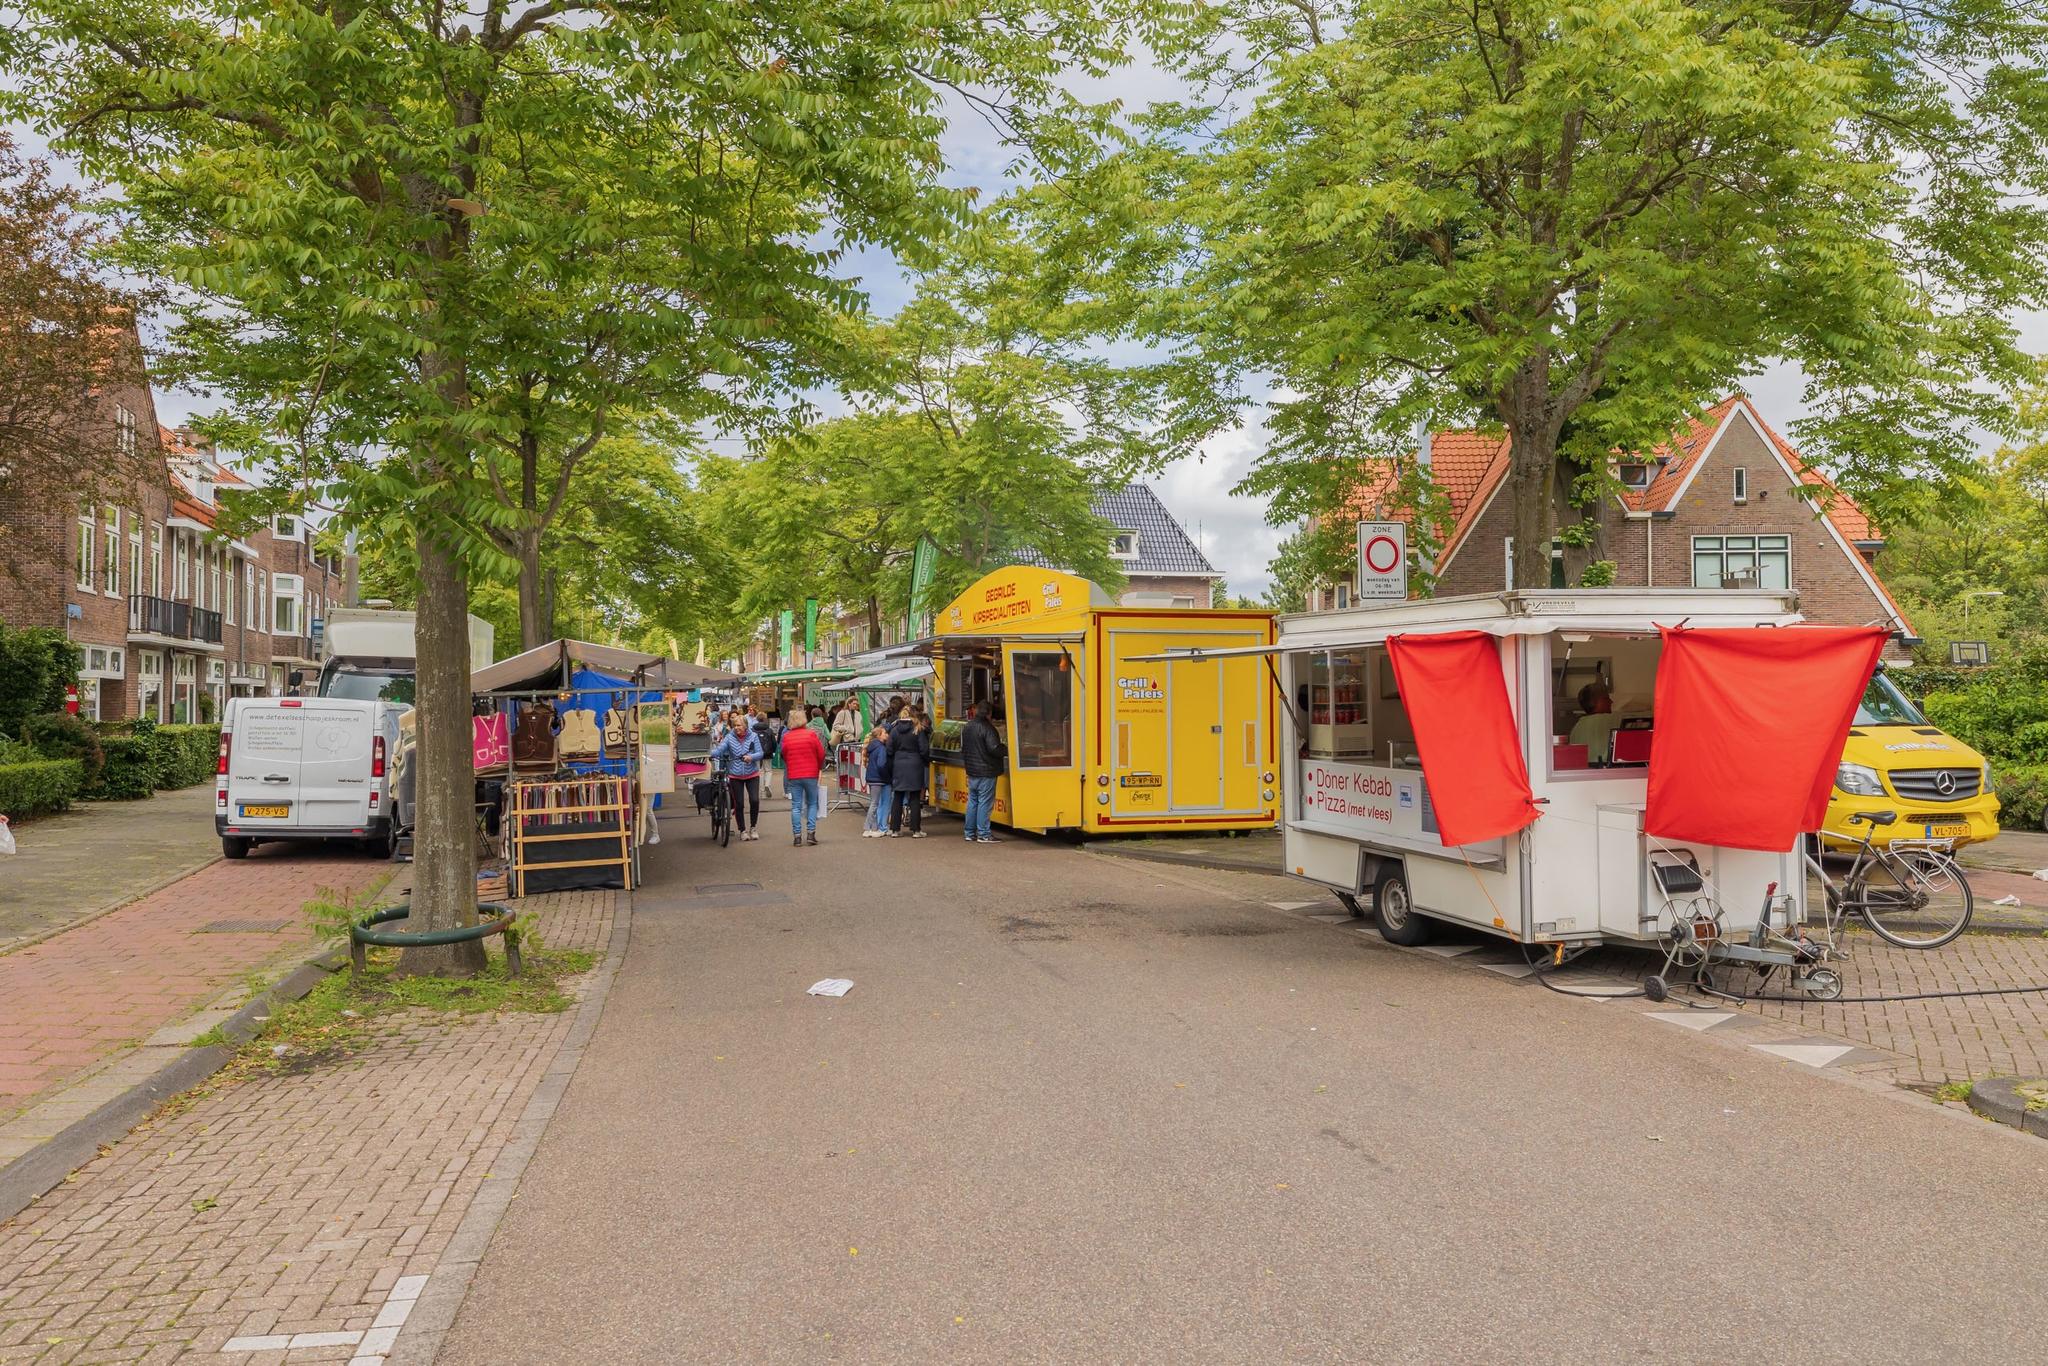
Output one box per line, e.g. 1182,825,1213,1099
297,703,375,830
228,704,306,828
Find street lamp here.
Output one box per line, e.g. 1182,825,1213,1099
1962,589,2004,627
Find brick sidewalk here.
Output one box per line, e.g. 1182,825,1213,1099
0,889,616,1365
1707,928,2048,1087
0,852,390,1138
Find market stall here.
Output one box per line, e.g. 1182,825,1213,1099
917,565,1279,835
818,651,935,731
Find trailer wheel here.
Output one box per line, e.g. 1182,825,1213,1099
1373,866,1432,946
1336,891,1367,920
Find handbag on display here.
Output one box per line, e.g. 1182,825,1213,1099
558,708,604,757
472,713,511,771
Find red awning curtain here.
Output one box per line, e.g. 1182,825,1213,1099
1385,631,1542,847
1644,625,1889,853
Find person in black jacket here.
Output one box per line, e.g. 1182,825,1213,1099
959,702,1006,844
885,707,930,838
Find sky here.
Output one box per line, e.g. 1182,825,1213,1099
14,42,2046,600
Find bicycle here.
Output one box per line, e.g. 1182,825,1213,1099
1809,809,1973,950
706,759,732,848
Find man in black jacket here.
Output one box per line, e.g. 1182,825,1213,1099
960,702,1006,844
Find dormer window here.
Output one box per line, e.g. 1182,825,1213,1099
1110,530,1140,560
1618,462,1651,488
273,514,299,541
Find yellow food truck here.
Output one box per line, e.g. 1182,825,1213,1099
919,565,1280,835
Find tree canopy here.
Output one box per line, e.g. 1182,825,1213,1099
1030,0,2048,584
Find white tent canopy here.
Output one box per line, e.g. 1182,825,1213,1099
471,638,741,694
818,660,934,694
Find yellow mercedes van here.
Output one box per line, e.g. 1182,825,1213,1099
1822,669,1999,850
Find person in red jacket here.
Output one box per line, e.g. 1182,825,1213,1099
780,706,827,846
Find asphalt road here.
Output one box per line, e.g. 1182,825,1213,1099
439,809,2048,1364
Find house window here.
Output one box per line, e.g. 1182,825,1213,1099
1110,530,1140,560
1692,534,1790,590
223,554,236,626
245,563,257,628
76,678,100,721
1619,462,1651,488
1732,467,1748,503
257,570,269,632
76,511,94,588
128,521,142,602
273,514,299,541
208,545,222,613
1335,583,1351,610
114,403,136,458
272,573,303,635
104,508,121,594
173,535,190,598
148,524,163,597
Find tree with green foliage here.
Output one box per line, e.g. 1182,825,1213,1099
1033,0,2048,585
9,0,1135,970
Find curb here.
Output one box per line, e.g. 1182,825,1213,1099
0,947,345,1225
386,887,636,1366
1967,1077,2048,1138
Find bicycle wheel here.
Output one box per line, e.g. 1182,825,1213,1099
1857,849,1972,949
711,789,730,846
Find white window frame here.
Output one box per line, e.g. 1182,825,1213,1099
223,553,237,626
1334,582,1352,610
1732,466,1748,504
127,519,142,604
273,514,299,541
104,507,121,595
173,534,190,599
245,562,257,629
148,523,163,598
257,570,269,633
1692,533,1790,590
272,572,304,636
1109,530,1140,561
208,544,222,615
76,511,94,589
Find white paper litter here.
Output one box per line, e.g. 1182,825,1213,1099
2033,869,2048,881
807,978,854,997
1993,894,2023,906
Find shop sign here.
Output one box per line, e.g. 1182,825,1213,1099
1302,759,1399,828
940,566,1092,634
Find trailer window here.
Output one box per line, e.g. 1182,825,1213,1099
1295,647,1413,764
1547,632,1661,774
1010,652,1074,768
942,648,1002,722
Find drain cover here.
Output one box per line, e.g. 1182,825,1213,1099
197,918,293,934
694,883,762,894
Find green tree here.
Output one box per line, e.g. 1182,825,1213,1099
1035,0,2048,585
10,0,1128,967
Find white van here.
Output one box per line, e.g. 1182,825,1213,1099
214,696,402,858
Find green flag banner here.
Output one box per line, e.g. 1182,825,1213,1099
804,598,819,657
905,537,938,639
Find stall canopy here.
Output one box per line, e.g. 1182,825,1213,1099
1385,631,1542,848
1645,625,1889,852
471,638,739,694
819,661,933,694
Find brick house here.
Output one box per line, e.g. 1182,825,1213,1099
0,322,355,722
1310,396,1910,635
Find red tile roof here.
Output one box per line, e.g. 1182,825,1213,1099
170,494,216,527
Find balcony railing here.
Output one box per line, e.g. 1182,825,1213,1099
129,595,224,645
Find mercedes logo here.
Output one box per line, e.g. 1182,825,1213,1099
1935,770,1956,795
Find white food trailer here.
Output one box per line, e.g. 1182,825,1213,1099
1262,589,1812,954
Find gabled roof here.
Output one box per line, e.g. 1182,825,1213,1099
1019,483,1221,578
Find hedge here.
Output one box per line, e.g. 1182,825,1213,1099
87,736,162,800
0,758,85,821
154,724,222,789
22,711,104,784
1994,765,2048,832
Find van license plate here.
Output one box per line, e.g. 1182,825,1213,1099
1925,823,1969,839
240,803,289,819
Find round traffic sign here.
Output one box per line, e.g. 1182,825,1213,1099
1363,534,1401,574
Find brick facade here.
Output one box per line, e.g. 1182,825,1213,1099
0,322,355,722
1431,402,1899,630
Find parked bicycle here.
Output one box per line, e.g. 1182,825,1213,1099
1810,809,1973,950
705,758,731,848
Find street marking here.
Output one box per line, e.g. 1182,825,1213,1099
1751,1042,1854,1068
221,1274,427,1362
1645,1010,1737,1032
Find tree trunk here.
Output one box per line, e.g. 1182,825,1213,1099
1503,358,1561,589
515,528,547,650
400,527,487,977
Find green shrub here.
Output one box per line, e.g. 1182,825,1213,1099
1993,765,2048,831
0,621,76,739
0,758,85,821
22,711,104,784
88,736,163,800
154,724,222,788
